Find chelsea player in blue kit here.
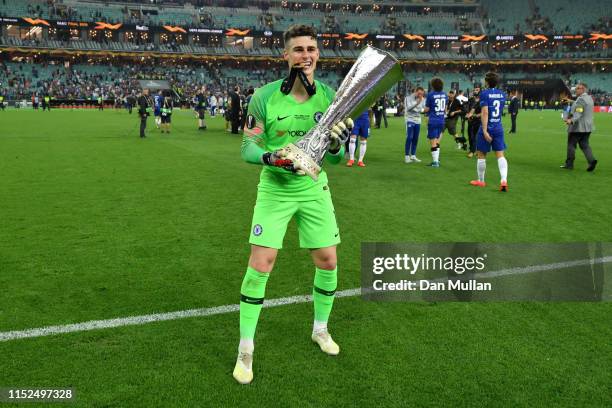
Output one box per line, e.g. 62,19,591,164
346,109,370,167
422,77,447,167
153,90,164,129
470,72,509,191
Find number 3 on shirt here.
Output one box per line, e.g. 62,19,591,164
492,100,501,118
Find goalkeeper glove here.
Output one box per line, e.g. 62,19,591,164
262,149,305,175
327,118,354,153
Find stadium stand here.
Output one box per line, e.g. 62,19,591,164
0,0,609,106
531,0,611,33
481,0,532,34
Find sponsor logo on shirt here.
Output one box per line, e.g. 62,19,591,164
276,130,308,138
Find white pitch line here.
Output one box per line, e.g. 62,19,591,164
0,289,360,342
1,257,610,342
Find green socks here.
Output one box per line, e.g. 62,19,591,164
239,266,270,341
313,267,337,324
239,266,337,343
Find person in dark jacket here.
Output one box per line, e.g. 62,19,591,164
137,88,152,138
160,90,173,134
508,91,519,134
229,86,242,134
466,85,482,158
195,88,207,130
373,95,388,128
445,90,467,150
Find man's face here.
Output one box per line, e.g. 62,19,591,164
143,89,149,96
473,87,481,96
284,36,319,77
449,92,455,100
575,84,586,96
415,89,424,99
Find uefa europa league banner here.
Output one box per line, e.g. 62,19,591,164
283,46,403,180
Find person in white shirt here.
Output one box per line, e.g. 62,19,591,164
457,89,469,141
209,93,218,117
403,87,426,163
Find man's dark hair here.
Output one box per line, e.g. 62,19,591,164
448,90,456,95
430,77,443,92
283,25,317,47
484,72,499,88
415,86,424,92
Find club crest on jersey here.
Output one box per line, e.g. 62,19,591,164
246,114,256,129
313,111,323,123
253,224,263,236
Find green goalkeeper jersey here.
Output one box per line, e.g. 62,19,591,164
241,79,344,201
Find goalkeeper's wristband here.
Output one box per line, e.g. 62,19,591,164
262,152,273,165
328,145,341,155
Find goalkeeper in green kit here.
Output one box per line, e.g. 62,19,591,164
234,24,353,385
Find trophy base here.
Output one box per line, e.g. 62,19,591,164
282,143,322,181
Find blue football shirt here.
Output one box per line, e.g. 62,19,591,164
426,91,448,125
480,88,506,129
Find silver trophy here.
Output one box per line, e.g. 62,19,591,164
281,46,403,180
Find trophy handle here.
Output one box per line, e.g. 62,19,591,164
282,143,322,181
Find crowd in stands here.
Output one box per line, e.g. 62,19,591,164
1,0,610,40
0,58,287,102
1,56,609,107
2,0,610,34
1,1,608,108
482,0,610,34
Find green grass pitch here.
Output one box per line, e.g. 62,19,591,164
0,107,611,407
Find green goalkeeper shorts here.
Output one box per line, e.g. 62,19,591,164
249,191,340,249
